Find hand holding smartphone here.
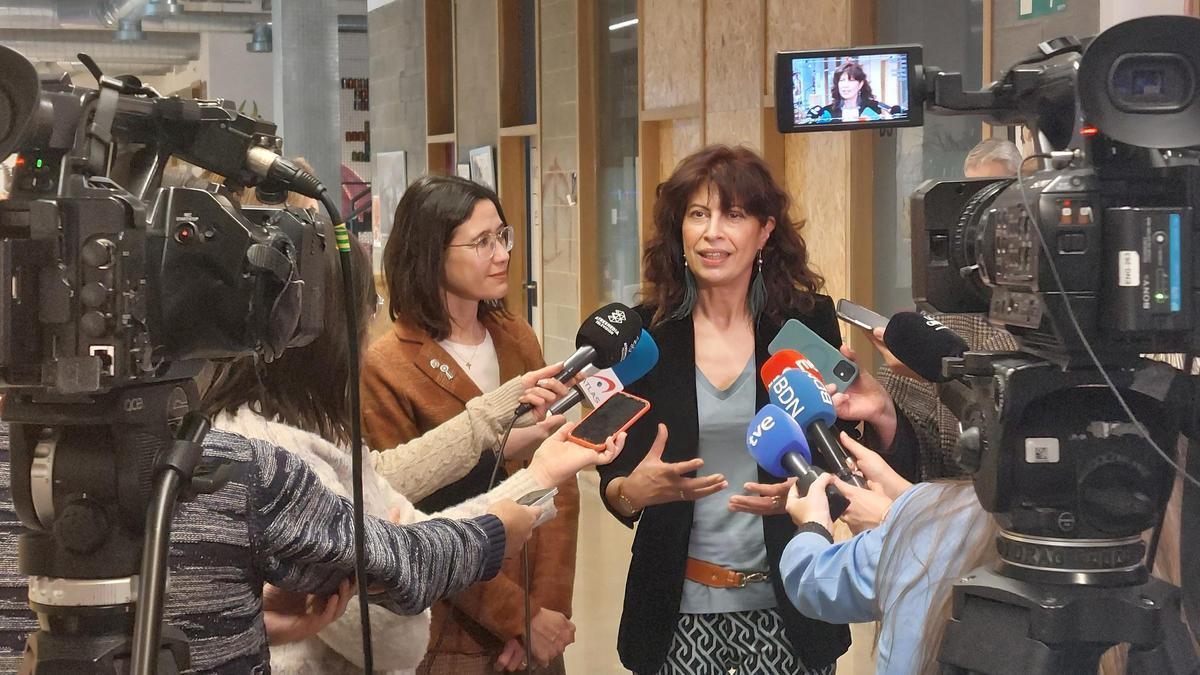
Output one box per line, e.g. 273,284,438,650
567,391,650,450
516,487,559,527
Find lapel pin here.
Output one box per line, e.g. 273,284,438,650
430,358,441,369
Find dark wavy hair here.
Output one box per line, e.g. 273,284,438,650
641,144,824,326
382,174,510,341
202,230,376,444
830,61,877,113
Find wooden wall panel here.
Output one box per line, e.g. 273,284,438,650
783,128,850,302
705,109,762,152
764,0,850,98
704,0,763,148
642,0,703,110
672,118,703,167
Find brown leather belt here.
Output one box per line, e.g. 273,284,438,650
685,557,770,589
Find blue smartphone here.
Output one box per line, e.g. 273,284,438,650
767,319,858,392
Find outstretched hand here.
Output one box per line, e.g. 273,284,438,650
619,425,728,510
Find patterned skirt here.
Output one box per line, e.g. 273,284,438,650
651,609,837,675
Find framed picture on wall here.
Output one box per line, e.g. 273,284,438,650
469,146,496,190
456,163,471,179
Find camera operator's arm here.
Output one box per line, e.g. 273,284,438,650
365,363,572,502
246,438,511,614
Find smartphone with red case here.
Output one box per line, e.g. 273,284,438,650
567,391,651,450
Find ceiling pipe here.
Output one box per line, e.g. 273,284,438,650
0,29,199,64
0,2,365,34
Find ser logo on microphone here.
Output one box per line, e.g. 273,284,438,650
746,413,776,447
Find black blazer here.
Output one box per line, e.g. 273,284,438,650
597,296,853,673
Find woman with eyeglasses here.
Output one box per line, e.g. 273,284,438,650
362,175,579,674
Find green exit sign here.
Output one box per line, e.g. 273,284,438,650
1019,0,1067,19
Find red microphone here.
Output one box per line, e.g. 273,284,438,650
761,349,824,387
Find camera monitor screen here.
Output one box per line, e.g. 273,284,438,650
775,45,923,133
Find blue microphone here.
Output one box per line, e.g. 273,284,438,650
746,404,849,519
767,364,867,489
548,330,659,416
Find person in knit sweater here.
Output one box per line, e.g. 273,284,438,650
202,238,624,673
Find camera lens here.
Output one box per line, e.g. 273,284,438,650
833,360,855,381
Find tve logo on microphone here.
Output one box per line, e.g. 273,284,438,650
746,411,776,447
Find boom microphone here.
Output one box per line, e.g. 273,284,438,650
548,330,659,416
514,303,642,417
745,405,849,519
882,312,968,383
767,366,867,489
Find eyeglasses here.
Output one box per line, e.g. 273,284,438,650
447,225,514,259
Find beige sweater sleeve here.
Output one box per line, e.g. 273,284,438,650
369,376,534,502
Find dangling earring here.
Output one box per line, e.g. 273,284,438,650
748,249,766,321
670,254,698,321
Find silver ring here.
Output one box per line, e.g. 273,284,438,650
679,489,686,501
770,496,781,509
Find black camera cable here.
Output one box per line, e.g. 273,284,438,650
250,150,376,673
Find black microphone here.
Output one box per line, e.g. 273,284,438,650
514,303,642,417
882,312,969,383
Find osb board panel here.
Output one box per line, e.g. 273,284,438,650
642,0,703,111
763,0,849,97
656,118,703,181
704,109,761,153
704,0,764,111
784,132,850,302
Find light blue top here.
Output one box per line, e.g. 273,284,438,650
680,358,777,614
779,482,990,674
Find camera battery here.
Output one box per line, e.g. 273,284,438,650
1108,206,1191,332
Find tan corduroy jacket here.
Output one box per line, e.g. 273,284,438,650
360,312,580,658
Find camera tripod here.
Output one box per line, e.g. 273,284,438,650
6,380,216,674
935,353,1200,674
938,557,1197,674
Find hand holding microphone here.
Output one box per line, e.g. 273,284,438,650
766,366,867,489
513,302,643,418
745,404,850,520
547,330,659,417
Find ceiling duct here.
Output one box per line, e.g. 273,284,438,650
0,29,199,64
0,1,366,34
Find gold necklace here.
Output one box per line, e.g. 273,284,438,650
445,335,484,369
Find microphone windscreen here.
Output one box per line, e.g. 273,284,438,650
883,312,968,383
760,349,824,387
767,367,837,427
576,303,643,368
745,404,813,478
611,330,658,383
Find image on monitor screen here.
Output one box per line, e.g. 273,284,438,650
791,52,911,126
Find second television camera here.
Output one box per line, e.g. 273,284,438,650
777,15,1200,674
0,44,328,672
